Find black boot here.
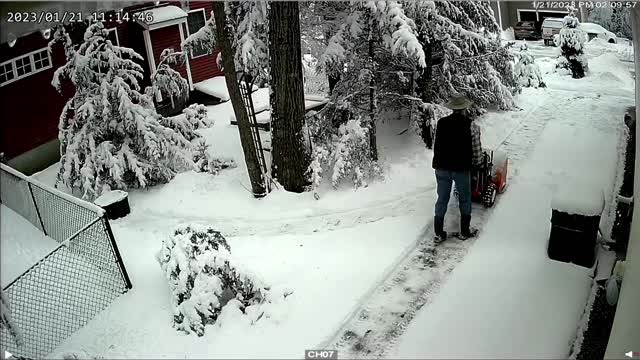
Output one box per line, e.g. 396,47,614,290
459,215,478,240
434,216,447,243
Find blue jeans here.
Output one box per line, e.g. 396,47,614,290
435,169,472,218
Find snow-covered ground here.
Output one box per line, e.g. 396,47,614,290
389,39,631,359
1,205,59,287
22,39,632,358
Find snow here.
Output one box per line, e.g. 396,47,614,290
391,47,630,359
551,183,605,216
24,35,632,359
193,76,258,102
580,22,609,35
94,190,128,207
136,5,187,26
501,27,515,41
1,205,59,288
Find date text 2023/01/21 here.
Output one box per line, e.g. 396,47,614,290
5,10,154,24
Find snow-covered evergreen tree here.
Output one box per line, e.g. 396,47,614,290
149,48,189,109
156,225,268,336
51,23,195,199
514,42,546,89
556,14,588,79
404,0,517,114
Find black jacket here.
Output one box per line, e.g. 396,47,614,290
431,113,473,171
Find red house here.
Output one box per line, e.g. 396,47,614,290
0,1,223,174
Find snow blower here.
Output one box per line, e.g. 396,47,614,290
455,149,508,207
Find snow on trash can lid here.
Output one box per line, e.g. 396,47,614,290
551,182,604,216
94,190,128,207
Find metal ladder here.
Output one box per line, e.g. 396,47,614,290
238,73,271,193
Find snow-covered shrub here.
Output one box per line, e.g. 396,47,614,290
51,23,195,199
193,139,237,175
184,103,213,129
149,48,189,109
156,225,266,336
307,117,383,190
556,15,588,79
514,43,546,89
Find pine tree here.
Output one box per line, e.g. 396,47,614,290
514,42,546,89
51,23,195,199
149,48,189,109
269,1,311,192
557,13,588,79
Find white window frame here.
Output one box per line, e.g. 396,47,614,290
517,8,568,22
186,8,211,59
0,47,53,87
106,28,120,46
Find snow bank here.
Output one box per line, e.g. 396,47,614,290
501,27,515,41
551,183,605,216
1,205,59,287
193,77,258,102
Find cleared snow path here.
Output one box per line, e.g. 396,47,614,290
390,92,629,358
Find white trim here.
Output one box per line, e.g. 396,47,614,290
179,22,194,91
148,17,187,31
143,29,156,75
186,8,211,59
517,8,568,22
496,0,503,30
106,27,120,46
0,47,53,87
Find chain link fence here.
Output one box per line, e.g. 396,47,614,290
0,164,132,359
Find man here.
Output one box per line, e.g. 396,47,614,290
432,94,482,243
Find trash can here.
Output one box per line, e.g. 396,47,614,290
548,185,604,268
94,190,130,220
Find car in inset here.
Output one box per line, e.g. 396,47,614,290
579,22,617,44
542,17,564,46
513,21,540,40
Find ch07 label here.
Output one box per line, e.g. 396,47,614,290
305,350,338,359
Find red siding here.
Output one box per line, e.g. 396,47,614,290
0,32,67,159
150,25,188,80
185,1,223,83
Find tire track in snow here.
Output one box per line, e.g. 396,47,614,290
316,94,562,359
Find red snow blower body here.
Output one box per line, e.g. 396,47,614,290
470,149,508,207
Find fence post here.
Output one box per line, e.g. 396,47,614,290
103,218,132,290
27,183,47,236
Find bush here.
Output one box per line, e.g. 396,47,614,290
307,117,383,190
156,225,267,336
514,43,546,89
184,103,213,129
193,139,237,175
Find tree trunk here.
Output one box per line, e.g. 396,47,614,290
368,22,378,161
212,2,266,198
269,1,311,193
416,27,434,149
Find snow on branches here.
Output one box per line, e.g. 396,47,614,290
556,14,588,79
156,225,289,336
514,42,546,89
150,49,189,109
52,22,196,199
307,116,383,190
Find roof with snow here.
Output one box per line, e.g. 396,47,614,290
135,5,187,29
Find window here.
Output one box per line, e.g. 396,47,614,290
107,28,120,46
15,56,32,77
0,62,14,84
33,49,51,70
0,47,53,86
187,9,210,58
